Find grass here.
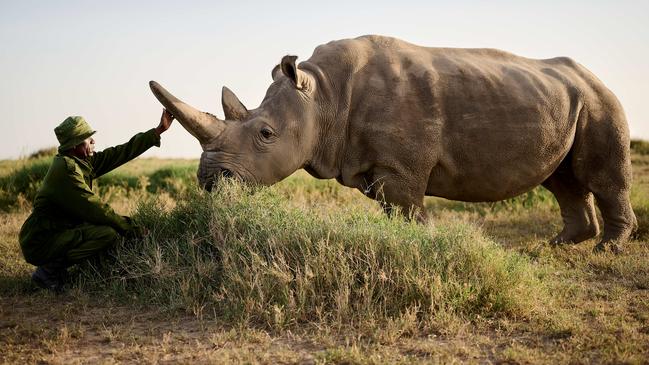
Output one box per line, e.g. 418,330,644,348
1,148,648,363
79,182,549,332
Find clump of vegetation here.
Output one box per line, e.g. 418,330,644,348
96,165,196,197
28,146,58,159
425,185,557,215
631,139,649,155
0,156,52,210
81,181,550,331
632,196,649,241
146,165,196,196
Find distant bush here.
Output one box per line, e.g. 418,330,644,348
634,206,648,241
28,147,58,159
427,186,557,215
631,185,649,241
97,171,140,190
147,166,196,196
82,181,549,330
493,187,556,211
92,165,196,197
631,139,649,155
0,157,52,210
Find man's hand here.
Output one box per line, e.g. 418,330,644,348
155,109,174,136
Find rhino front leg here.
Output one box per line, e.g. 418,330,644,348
361,169,428,222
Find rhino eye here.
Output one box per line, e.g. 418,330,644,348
260,127,275,139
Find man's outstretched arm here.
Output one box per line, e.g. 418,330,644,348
91,109,174,177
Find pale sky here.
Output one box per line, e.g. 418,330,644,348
1,0,647,159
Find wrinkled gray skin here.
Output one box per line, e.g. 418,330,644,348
150,35,637,249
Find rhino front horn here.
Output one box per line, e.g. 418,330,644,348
149,81,225,144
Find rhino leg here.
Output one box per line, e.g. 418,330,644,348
591,191,637,252
572,111,638,252
361,170,427,222
542,170,599,245
378,200,427,222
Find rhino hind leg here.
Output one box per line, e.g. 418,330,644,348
542,170,600,245
572,111,638,252
591,190,637,253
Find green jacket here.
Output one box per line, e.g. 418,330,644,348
19,129,161,264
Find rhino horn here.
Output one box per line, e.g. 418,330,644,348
271,64,281,81
221,86,249,121
149,81,225,144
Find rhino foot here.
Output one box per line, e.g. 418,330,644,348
593,241,624,254
549,226,599,246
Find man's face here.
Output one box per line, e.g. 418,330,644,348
72,137,95,158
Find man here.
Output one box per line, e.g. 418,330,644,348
19,110,174,292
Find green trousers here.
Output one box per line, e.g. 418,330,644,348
21,223,119,266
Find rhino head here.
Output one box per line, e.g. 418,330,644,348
150,56,327,190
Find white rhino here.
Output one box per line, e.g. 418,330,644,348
150,35,637,250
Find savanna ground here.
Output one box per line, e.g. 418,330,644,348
1,143,648,364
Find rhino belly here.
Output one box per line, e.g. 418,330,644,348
424,122,574,202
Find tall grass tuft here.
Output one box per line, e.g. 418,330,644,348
82,180,549,330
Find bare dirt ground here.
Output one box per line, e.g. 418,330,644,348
3,238,648,364
1,295,520,364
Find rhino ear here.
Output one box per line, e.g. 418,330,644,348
281,55,308,90
271,64,281,81
222,86,249,121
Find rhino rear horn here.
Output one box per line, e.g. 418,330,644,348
281,55,309,90
149,81,225,145
222,86,249,121
271,64,281,81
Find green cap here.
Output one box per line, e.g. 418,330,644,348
55,116,96,152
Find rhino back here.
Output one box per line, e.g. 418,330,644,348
306,35,605,201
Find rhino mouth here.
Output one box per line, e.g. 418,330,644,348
200,167,239,192
220,168,234,178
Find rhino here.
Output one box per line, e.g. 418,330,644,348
150,35,637,250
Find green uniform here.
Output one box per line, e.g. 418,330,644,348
19,129,161,266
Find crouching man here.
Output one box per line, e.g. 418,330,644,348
19,110,174,292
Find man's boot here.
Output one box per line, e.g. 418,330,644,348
32,259,68,293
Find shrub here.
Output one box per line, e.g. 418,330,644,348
0,157,52,210
28,146,58,159
631,139,649,155
97,171,140,190
426,186,557,215
147,166,196,196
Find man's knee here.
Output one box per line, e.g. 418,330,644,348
98,225,119,239
64,226,120,264
89,226,120,248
